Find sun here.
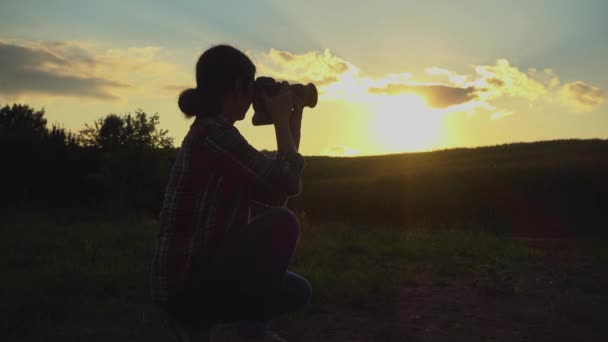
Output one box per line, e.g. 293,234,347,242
370,94,442,152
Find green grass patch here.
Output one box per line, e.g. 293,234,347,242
291,222,539,306
1,217,158,331
3,215,542,333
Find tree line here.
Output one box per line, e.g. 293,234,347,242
0,103,175,215
3,103,607,236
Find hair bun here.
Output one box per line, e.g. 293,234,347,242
178,88,201,117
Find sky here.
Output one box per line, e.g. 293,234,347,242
1,0,607,156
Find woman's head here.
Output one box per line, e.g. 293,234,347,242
178,45,256,121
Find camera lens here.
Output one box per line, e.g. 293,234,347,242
252,77,318,126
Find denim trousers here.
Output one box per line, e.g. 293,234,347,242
165,207,312,336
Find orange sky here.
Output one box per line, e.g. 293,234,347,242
1,0,607,156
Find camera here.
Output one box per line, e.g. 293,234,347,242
252,77,318,126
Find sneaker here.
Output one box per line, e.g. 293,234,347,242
262,330,287,342
211,323,287,342
211,323,254,341
168,316,213,342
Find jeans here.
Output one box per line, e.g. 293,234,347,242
165,207,312,336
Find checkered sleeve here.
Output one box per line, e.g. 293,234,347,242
203,125,305,203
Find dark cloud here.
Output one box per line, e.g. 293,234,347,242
276,51,294,62
0,42,127,100
561,81,606,107
315,76,339,86
328,60,349,74
44,42,97,63
486,78,505,87
164,84,191,92
368,83,478,108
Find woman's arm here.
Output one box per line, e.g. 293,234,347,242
250,86,305,205
203,127,305,197
252,85,304,201
249,111,302,206
201,84,305,204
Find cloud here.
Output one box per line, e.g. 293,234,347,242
425,67,469,85
274,50,295,62
322,145,360,157
257,48,607,117
0,39,185,101
559,81,607,111
164,84,190,92
0,41,127,100
422,59,606,116
490,111,513,120
473,59,547,101
252,48,352,87
368,84,478,108
486,78,505,87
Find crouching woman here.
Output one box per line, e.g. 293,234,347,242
150,45,311,341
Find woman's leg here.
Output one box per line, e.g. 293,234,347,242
182,207,310,328
270,271,312,316
236,270,312,337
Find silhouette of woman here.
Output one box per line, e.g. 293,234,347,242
150,45,311,341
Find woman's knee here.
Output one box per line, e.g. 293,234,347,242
265,207,300,241
298,277,312,308
285,272,312,309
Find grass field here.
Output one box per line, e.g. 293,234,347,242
3,215,607,341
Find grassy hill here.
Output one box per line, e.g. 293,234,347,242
289,139,608,236
4,138,606,236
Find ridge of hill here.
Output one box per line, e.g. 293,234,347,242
289,139,608,237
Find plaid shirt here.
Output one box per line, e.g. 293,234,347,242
150,116,305,305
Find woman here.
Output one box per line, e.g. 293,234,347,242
150,45,312,342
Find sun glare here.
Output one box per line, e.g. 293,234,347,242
371,94,442,152
320,71,444,154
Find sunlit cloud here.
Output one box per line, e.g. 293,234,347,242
473,59,548,101
426,59,606,116
251,48,353,87
323,145,360,157
0,41,127,100
490,111,513,120
253,47,606,121
0,39,185,102
368,84,478,108
425,67,469,86
558,81,607,112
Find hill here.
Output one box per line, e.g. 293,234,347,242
289,139,608,236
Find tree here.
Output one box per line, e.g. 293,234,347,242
79,109,173,150
0,104,82,207
0,104,48,143
47,124,79,148
0,104,78,147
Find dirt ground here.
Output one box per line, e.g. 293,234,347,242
11,238,608,342
274,238,608,342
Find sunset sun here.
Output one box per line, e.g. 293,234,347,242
371,94,442,152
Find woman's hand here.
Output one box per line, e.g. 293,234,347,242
261,82,293,126
290,96,304,151
291,96,304,127
263,82,296,155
